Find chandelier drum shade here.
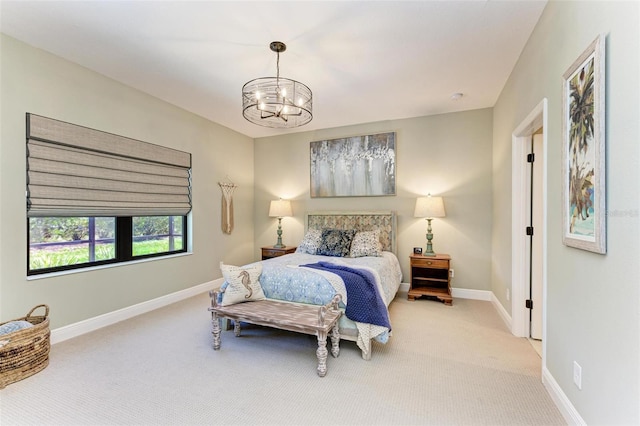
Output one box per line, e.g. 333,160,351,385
242,41,313,129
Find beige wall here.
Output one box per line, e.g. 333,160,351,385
492,1,639,424
0,35,255,329
4,2,638,421
254,109,494,292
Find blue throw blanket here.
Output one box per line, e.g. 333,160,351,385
301,262,391,330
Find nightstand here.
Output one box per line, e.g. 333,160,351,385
261,246,297,260
408,253,452,305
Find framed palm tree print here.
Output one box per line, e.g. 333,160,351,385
562,34,606,254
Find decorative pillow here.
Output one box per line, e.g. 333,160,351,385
219,262,266,306
317,229,356,257
349,230,383,257
296,229,323,254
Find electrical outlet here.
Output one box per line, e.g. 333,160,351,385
573,361,582,390
506,289,510,301
449,269,454,278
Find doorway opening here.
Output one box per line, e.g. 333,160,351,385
511,99,548,366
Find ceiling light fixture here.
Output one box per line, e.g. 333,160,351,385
242,41,313,129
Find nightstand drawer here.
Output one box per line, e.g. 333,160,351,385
262,249,284,258
261,246,297,260
411,258,449,269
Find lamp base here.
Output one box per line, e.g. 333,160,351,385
425,223,436,256
273,217,285,249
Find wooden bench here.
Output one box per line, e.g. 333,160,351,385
208,291,343,377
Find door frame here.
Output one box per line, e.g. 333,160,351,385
511,99,548,358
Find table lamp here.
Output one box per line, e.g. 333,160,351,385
414,194,446,256
268,199,292,248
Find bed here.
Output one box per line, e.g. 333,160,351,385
233,211,402,360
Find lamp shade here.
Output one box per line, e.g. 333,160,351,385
269,199,292,218
414,196,446,218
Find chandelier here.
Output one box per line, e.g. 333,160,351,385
242,41,313,128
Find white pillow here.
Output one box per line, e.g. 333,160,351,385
219,262,266,306
349,230,382,257
295,228,322,254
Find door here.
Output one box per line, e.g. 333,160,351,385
527,132,543,340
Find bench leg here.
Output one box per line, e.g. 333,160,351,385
330,326,340,358
212,313,221,350
316,331,329,377
233,321,241,337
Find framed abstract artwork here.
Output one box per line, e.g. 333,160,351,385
310,132,396,198
562,34,606,254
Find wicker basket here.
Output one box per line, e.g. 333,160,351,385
0,304,50,389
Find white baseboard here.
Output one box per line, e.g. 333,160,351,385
488,295,582,425
542,366,586,425
50,278,224,345
399,284,493,302
51,280,583,425
490,292,513,331
452,287,492,301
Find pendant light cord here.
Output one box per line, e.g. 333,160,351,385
276,50,280,89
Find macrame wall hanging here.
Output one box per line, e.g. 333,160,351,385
218,178,238,234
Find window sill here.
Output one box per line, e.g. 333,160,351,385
26,251,192,281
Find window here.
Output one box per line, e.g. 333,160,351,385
26,114,191,276
28,215,186,275
132,216,184,256
29,217,116,271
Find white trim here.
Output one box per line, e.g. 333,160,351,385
542,366,587,425
491,291,513,331
51,278,224,344
27,251,193,281
451,287,492,301
50,281,489,345
51,279,582,425
489,293,585,425
400,284,493,301
511,99,548,345
511,99,556,419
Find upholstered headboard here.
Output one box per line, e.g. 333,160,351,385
305,210,397,254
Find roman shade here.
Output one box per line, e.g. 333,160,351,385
26,114,192,217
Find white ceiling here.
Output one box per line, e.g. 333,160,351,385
0,1,547,139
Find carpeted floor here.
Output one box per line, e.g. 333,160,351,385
0,292,565,425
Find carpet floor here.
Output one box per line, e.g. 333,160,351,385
1,291,565,425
